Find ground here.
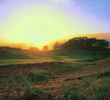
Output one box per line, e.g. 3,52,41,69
0,57,110,100
0,48,110,100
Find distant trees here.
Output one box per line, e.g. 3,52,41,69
52,37,109,50
53,42,61,50
18,47,21,50
43,45,48,51
0,46,22,50
29,47,40,51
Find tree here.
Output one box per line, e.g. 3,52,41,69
18,47,21,50
52,37,109,50
53,42,61,50
29,47,39,51
43,45,49,51
96,39,109,49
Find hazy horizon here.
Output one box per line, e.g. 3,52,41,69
0,33,110,50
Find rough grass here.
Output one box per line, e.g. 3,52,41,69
54,59,97,73
96,70,110,78
0,70,50,100
28,70,48,82
56,78,110,100
0,58,110,100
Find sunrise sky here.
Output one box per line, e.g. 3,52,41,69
0,0,110,49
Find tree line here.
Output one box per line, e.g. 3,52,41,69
53,37,109,50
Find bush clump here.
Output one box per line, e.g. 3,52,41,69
56,78,110,100
96,70,110,78
28,70,48,82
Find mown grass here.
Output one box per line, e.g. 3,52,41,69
0,48,109,66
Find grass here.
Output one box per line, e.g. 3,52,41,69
0,48,110,100
55,77,110,100
96,70,110,78
0,72,110,100
28,70,48,82
0,70,50,100
54,59,97,73
0,48,109,66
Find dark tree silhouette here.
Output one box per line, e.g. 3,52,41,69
29,47,39,51
43,45,49,51
52,37,109,50
53,42,61,50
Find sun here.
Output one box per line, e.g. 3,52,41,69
1,2,96,49
2,4,73,48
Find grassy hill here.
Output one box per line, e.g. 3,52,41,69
0,46,110,66
0,49,30,59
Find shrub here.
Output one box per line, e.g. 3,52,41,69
96,70,110,78
13,73,24,82
19,87,52,100
28,70,48,82
84,78,110,100
73,63,82,68
56,78,110,100
81,79,91,87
